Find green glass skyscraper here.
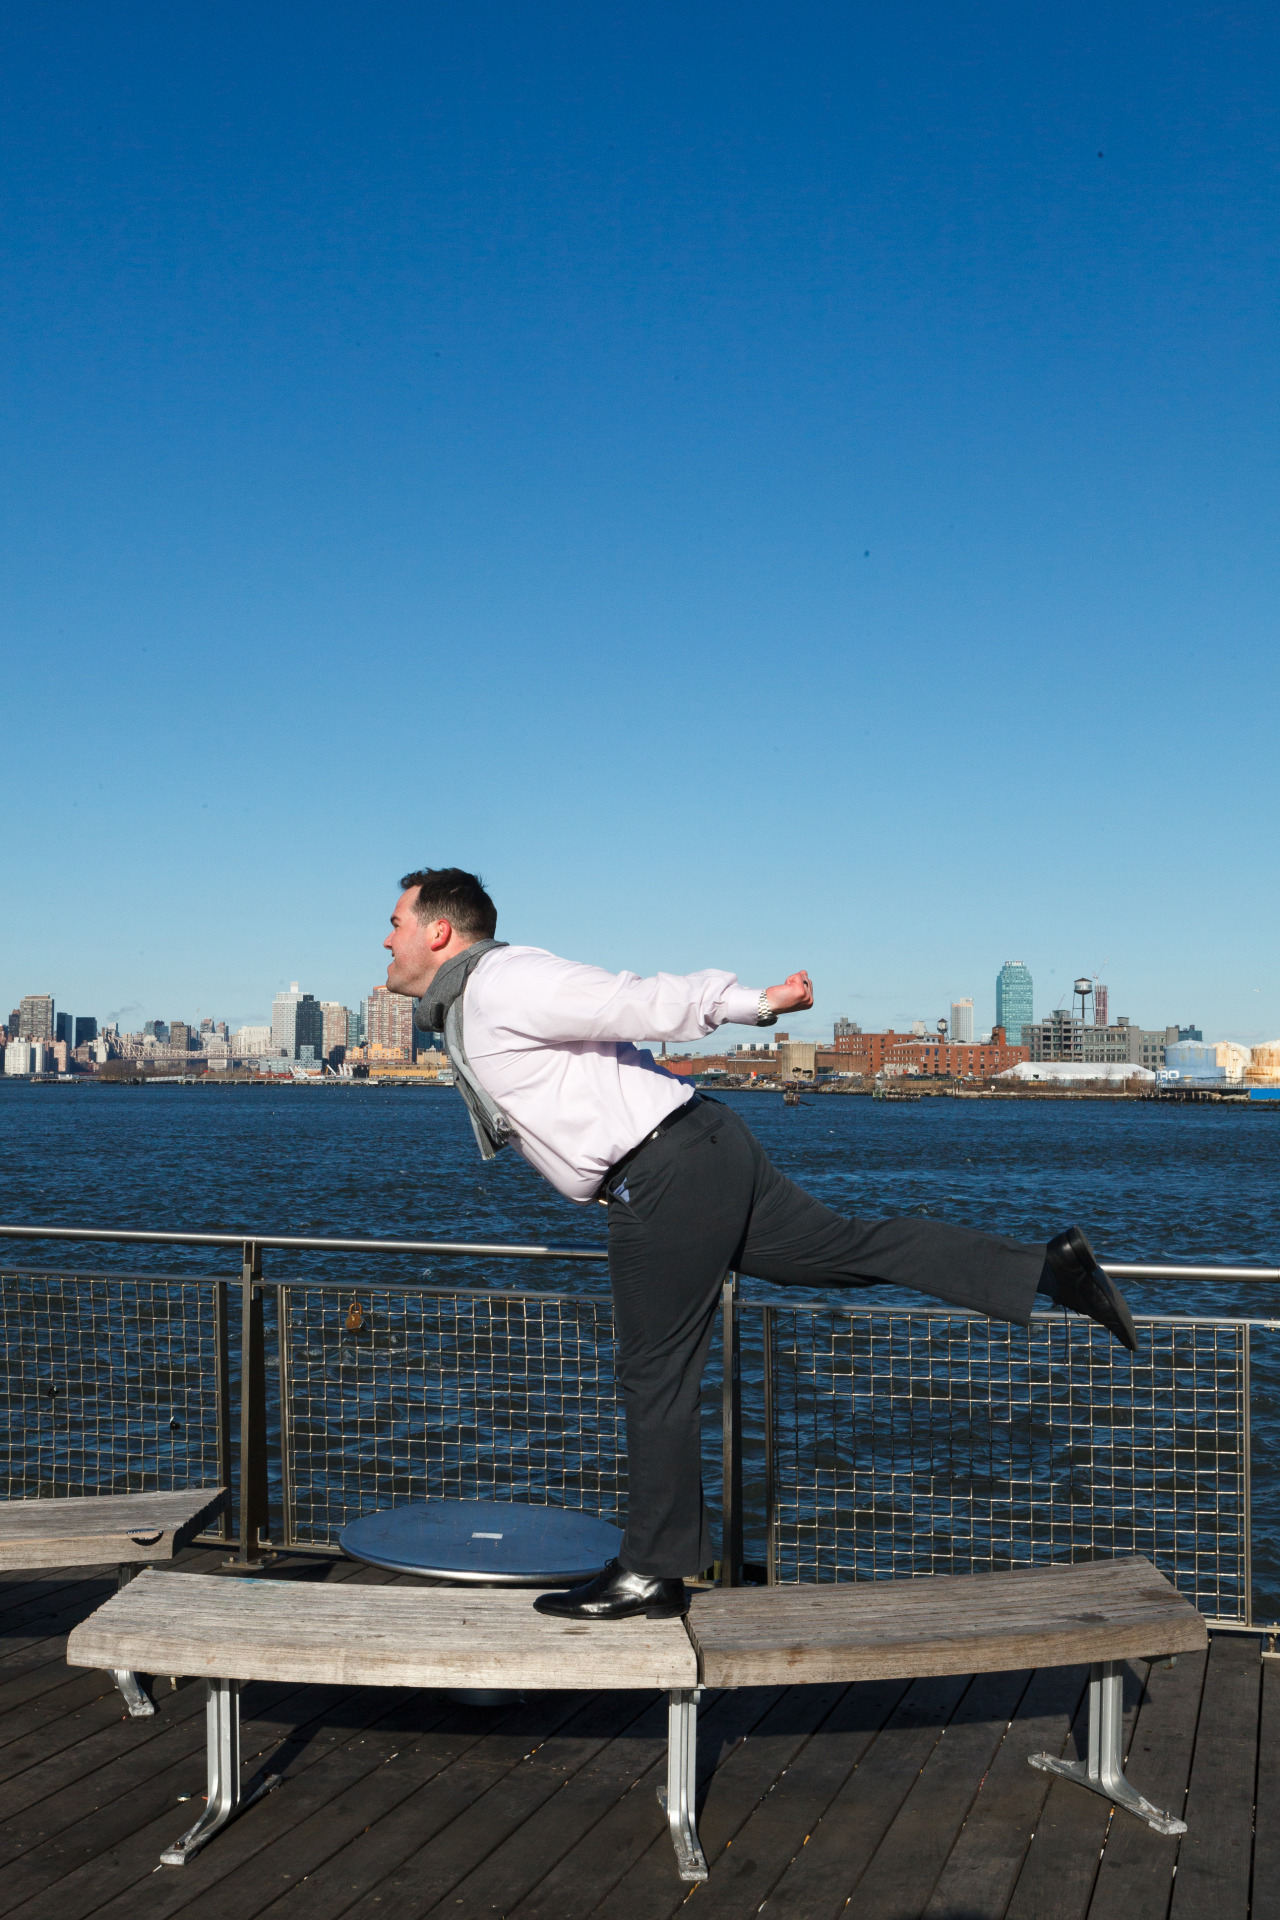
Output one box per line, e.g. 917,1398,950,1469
996,962,1034,1044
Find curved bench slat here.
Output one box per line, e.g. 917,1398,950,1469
685,1557,1207,1687
0,1487,227,1570
66,1568,699,1692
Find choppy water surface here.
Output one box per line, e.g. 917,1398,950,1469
2,1080,1275,1300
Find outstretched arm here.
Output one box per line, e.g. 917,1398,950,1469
478,953,815,1046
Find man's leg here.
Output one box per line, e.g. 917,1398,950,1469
605,1103,758,1577
727,1111,1045,1318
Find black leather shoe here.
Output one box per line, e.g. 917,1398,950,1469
532,1558,688,1621
1043,1227,1139,1352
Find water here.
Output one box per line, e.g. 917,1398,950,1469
4,1077,1278,1259
2,1081,1278,1608
2,1080,1276,1304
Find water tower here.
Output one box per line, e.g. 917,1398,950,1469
936,1018,948,1037
1073,977,1093,1027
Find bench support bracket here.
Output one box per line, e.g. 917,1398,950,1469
1029,1660,1187,1836
112,1564,155,1718
657,1687,707,1882
160,1679,281,1866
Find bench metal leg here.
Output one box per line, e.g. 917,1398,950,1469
112,1565,155,1717
112,1667,156,1718
160,1679,280,1866
657,1687,708,1882
1029,1661,1187,1836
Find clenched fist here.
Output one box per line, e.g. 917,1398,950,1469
765,971,814,1015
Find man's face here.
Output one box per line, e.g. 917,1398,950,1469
384,890,452,998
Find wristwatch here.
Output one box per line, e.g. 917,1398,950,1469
756,991,778,1027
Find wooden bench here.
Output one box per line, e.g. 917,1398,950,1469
2,1487,226,1717
66,1552,1206,1881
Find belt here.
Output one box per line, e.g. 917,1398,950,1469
595,1094,704,1204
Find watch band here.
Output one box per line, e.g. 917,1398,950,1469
756,991,778,1027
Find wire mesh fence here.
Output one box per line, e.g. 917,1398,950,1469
276,1284,627,1548
763,1305,1251,1622
0,1249,1271,1628
0,1266,227,1504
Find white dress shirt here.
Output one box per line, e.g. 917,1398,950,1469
460,946,763,1202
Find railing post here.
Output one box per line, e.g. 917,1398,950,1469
1243,1324,1253,1629
720,1271,742,1587
762,1304,776,1585
228,1241,270,1569
214,1278,233,1545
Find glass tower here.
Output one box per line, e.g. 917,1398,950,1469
995,962,1034,1044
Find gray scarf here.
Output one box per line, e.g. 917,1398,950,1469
414,940,513,1160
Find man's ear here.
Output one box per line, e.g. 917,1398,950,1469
428,917,454,952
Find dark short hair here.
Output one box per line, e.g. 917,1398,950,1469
399,867,498,940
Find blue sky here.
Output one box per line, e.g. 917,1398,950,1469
2,4,1277,1043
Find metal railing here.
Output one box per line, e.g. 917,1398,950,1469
0,1223,1276,1632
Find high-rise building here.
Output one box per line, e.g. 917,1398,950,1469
272,983,323,1059
995,963,1034,1046
55,1012,74,1048
321,1001,352,1060
19,996,54,1041
170,1022,192,1053
950,999,975,1044
833,1016,862,1039
142,1020,170,1043
272,984,303,1054
364,985,414,1057
296,996,323,1059
1093,984,1109,1029
74,1016,97,1048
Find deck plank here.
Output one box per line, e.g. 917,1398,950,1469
831,1666,1032,1920
1168,1637,1261,1920
0,1679,209,1861
511,1685,788,1920
243,1691,622,1920
85,1692,595,1920
723,1671,972,1920
0,1680,340,1917
1250,1657,1280,1920
594,1679,912,1920
264,1688,665,1920
921,1662,1087,1920
1002,1666,1146,1920
1087,1649,1208,1920
109,1694,526,1920
414,1688,676,1920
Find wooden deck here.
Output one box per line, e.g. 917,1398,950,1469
0,1547,1271,1920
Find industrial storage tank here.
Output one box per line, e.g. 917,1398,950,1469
1163,1040,1252,1084
1244,1040,1280,1086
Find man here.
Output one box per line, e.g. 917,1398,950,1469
385,866,1137,1623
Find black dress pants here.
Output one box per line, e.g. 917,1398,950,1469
605,1099,1046,1577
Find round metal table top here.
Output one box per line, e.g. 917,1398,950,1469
337,1499,623,1585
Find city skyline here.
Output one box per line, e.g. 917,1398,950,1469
2,951,1232,1062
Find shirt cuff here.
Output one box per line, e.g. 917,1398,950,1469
718,986,766,1026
